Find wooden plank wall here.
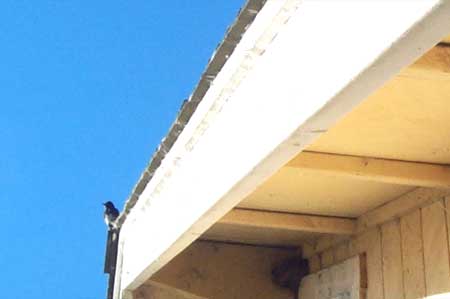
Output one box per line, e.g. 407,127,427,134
307,199,450,299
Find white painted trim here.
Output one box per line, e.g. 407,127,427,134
116,0,450,297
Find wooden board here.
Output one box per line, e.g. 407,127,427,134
203,209,355,247
357,188,449,233
358,229,384,299
421,201,450,296
202,221,316,247
239,167,413,217
287,151,450,188
201,209,356,247
307,197,450,299
381,221,404,299
217,208,356,234
400,210,426,299
307,46,450,165
304,188,450,259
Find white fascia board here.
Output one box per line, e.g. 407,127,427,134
116,0,450,297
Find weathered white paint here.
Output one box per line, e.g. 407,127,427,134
116,0,450,297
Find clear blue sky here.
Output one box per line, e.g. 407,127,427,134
0,1,243,298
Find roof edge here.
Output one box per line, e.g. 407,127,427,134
116,0,267,227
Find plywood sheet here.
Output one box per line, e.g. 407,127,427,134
307,73,450,164
239,167,413,217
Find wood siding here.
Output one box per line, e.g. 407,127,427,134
308,198,450,299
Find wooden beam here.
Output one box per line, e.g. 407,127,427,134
356,187,450,233
287,151,450,188
219,208,356,235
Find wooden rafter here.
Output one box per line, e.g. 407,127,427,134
218,208,356,235
287,151,450,188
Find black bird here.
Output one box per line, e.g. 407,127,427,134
103,201,119,230
103,201,120,299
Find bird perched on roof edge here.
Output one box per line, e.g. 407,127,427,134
103,201,119,230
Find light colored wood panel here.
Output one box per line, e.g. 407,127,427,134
218,208,356,235
357,228,384,299
239,167,413,217
321,248,335,268
308,73,450,165
288,151,450,188
400,210,426,299
421,201,450,296
203,209,355,247
381,220,404,299
152,241,294,299
357,188,450,233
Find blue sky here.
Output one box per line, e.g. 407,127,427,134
0,1,242,298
